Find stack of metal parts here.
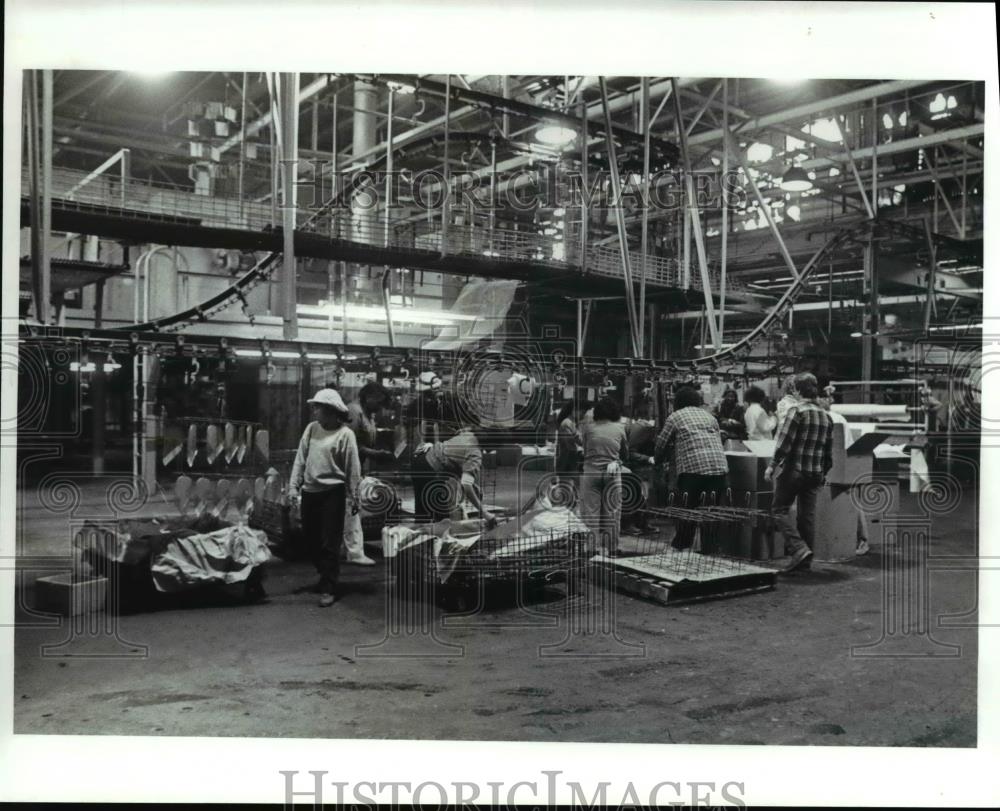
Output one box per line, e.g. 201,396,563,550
594,492,779,605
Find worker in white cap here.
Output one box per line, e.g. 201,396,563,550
288,388,362,607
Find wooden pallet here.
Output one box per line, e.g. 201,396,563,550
590,552,777,606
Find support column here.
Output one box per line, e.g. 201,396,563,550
639,77,651,355
719,78,729,341
598,77,640,357
861,233,879,403
41,70,54,324
279,72,300,340
352,79,378,245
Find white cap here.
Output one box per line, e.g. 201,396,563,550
307,388,349,413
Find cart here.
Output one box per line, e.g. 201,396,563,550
389,510,593,613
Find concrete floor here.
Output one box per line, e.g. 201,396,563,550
13,478,978,746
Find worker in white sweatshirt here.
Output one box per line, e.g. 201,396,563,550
288,389,362,607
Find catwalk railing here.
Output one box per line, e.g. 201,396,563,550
26,165,745,295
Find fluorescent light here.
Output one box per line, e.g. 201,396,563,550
553,208,566,217
535,125,576,147
297,303,477,326
235,349,262,358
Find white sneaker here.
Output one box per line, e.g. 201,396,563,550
346,554,376,566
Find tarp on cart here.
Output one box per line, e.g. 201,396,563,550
387,496,590,584
150,524,271,592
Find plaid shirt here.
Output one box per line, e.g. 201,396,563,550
772,400,833,477
654,406,728,475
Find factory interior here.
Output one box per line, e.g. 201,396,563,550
13,70,984,747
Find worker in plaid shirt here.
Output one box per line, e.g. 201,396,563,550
654,386,729,549
764,372,833,572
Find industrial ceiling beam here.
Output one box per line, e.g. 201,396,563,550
363,73,678,157
54,71,113,108
799,123,984,171
687,80,934,147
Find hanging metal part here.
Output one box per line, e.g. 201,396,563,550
381,269,396,347
598,76,640,357
671,78,720,352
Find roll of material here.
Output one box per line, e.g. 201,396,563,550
830,404,908,418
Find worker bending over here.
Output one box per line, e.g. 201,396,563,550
411,397,497,527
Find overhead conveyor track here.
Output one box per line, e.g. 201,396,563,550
18,220,901,372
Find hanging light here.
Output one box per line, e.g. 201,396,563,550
534,124,576,147
779,165,813,192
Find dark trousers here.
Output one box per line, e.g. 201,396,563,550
672,472,729,549
620,468,650,530
770,468,823,555
411,454,459,523
300,486,346,594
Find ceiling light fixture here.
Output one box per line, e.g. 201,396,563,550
779,165,813,192
534,124,576,147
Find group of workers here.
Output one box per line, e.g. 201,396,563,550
287,384,500,607
556,371,838,572
287,369,841,606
